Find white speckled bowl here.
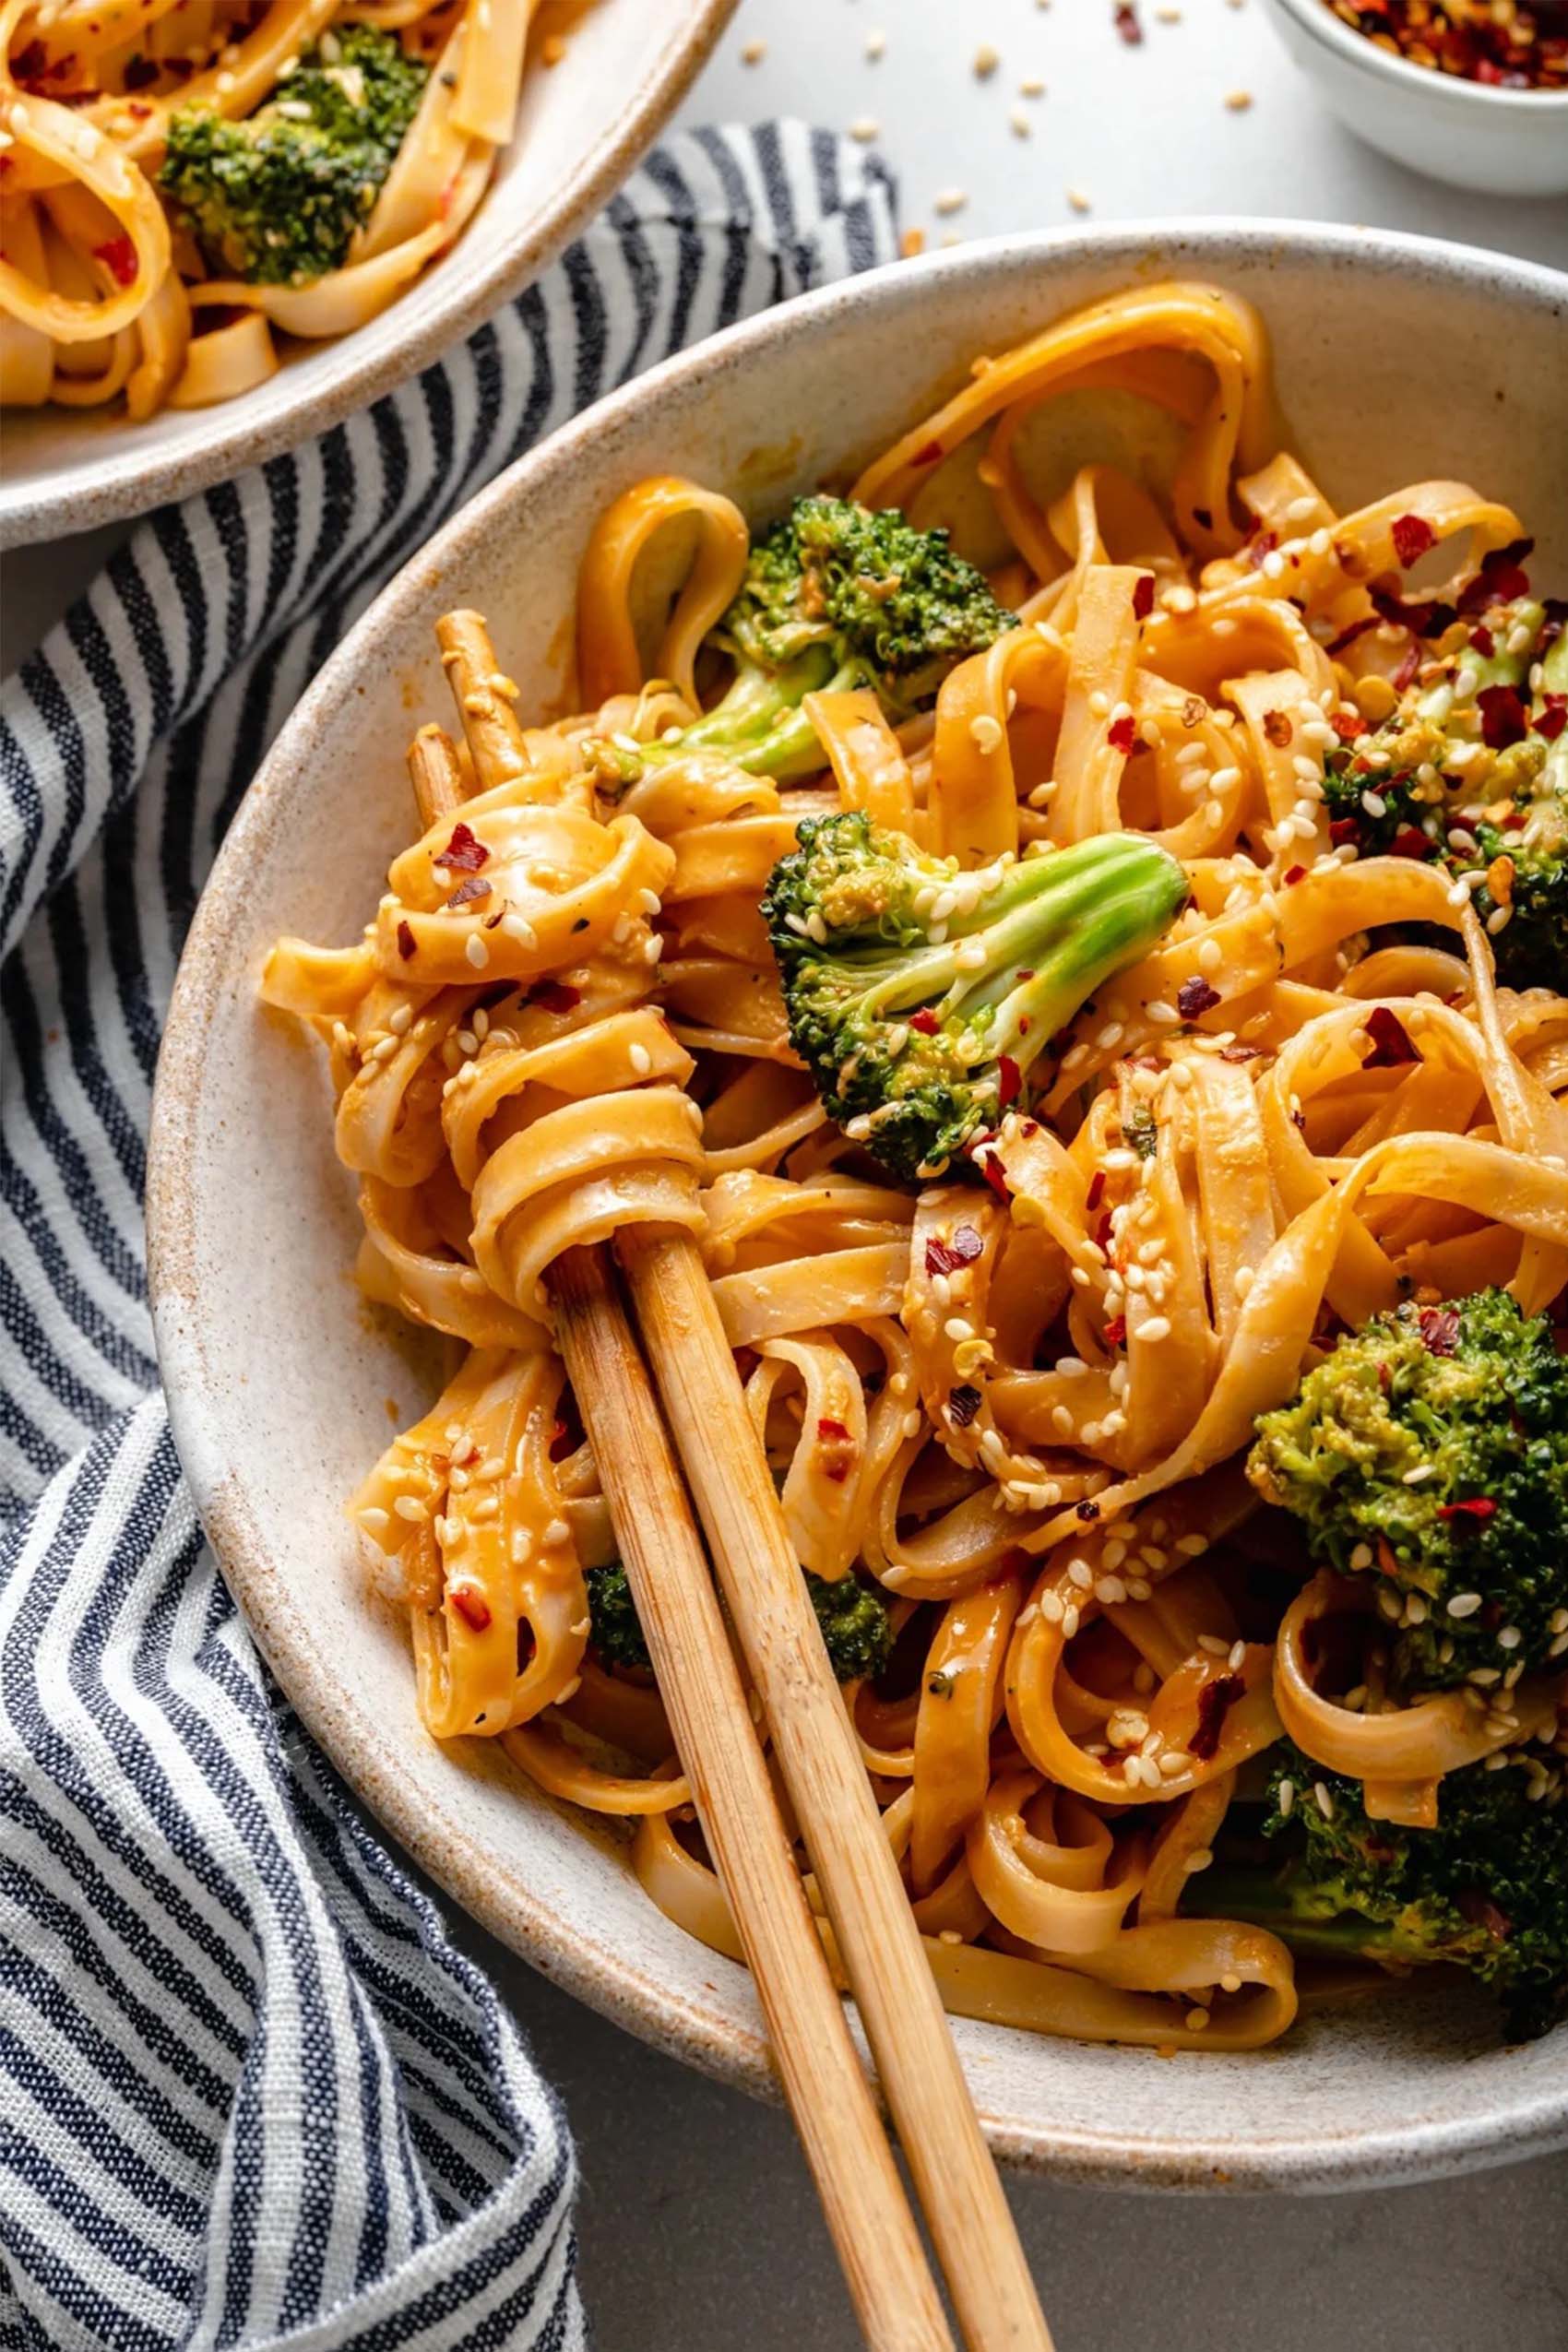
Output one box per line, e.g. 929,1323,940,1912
149,222,1568,2192
1265,0,1568,197
0,0,732,549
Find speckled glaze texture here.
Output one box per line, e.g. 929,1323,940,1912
148,223,1568,2195
1264,0,1568,196
0,0,733,548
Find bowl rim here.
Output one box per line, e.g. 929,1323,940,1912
149,216,1568,2194
0,0,735,551
1265,0,1568,110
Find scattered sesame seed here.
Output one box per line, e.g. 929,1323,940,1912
849,113,880,141
740,36,766,63
933,186,968,216
973,42,1000,77
866,29,887,60
1223,88,1253,110
1065,185,1092,213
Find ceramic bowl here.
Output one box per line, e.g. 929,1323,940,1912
1265,0,1568,196
0,0,732,549
149,220,1568,2192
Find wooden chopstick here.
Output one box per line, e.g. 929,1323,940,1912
427,611,1053,2349
411,661,955,2352
620,1231,1052,2352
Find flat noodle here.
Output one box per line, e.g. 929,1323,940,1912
0,0,554,416
266,280,1568,2057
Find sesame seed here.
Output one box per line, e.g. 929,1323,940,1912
1498,1626,1523,1651
1185,2008,1211,2031
1446,1592,1483,1619
1313,1782,1335,1821
1138,1315,1172,1344
865,29,887,59
740,36,766,62
973,42,1000,76
1228,1640,1246,1671
1065,186,1092,213
1039,1590,1065,1625
1183,1847,1215,1873
1010,106,1032,137
1223,88,1253,109
849,114,881,141
932,186,968,216
464,933,489,969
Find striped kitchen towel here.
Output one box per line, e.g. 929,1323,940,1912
0,125,897,2352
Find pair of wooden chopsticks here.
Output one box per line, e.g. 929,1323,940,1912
412,613,1052,2352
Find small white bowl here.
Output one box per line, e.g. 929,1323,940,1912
1265,0,1568,196
149,220,1568,2192
0,0,732,548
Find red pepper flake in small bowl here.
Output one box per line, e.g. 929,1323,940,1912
1324,0,1566,88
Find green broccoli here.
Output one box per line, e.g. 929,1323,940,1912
586,1557,891,1683
1248,1289,1568,1689
1194,1743,1568,2040
160,27,427,287
763,812,1190,1182
1323,582,1568,991
808,1570,895,1682
585,1562,651,1672
614,496,1016,783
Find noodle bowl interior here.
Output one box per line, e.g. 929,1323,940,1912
263,280,1568,2057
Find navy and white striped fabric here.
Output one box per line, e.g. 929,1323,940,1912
0,125,897,2352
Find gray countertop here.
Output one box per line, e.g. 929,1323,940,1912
5,3,1566,2343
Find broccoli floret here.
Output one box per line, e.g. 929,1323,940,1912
624,497,1016,782
808,1571,894,1682
1195,1744,1568,2040
763,813,1190,1182
585,1561,650,1671
586,1557,890,1684
1324,592,1568,990
1249,1289,1568,1689
160,27,427,286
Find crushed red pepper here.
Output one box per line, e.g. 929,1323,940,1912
1326,0,1566,86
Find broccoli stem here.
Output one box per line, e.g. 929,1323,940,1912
645,645,858,779
842,834,1187,1085
1191,1869,1397,1964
